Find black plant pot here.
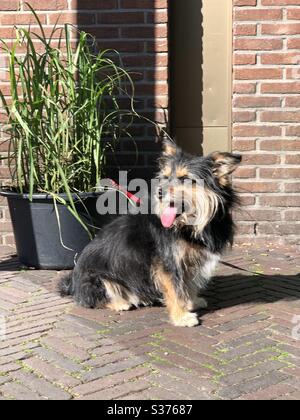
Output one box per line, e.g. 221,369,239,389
0,191,104,270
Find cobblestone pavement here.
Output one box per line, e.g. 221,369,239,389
0,244,300,400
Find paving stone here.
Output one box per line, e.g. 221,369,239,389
148,373,212,400
33,347,83,374
87,349,135,368
218,371,289,400
218,350,280,374
0,381,42,400
78,379,151,400
11,370,71,400
41,336,90,362
0,376,11,386
215,313,270,332
216,338,278,361
72,366,150,396
220,361,287,387
82,356,146,382
23,357,81,389
238,383,297,400
0,245,300,400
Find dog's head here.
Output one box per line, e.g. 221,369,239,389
155,140,242,234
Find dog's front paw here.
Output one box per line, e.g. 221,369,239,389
172,312,199,328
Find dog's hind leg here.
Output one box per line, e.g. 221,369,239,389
103,280,139,312
74,275,107,309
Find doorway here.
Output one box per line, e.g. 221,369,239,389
169,0,233,155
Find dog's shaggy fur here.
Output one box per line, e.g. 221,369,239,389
59,141,241,327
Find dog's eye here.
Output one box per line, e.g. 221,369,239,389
178,176,189,182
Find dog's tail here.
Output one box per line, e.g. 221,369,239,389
59,272,74,297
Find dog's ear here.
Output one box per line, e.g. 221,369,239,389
162,139,179,157
210,152,242,187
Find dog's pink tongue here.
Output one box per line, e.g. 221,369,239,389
161,206,177,228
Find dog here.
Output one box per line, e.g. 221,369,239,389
59,140,241,327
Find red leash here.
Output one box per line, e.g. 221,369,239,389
108,179,141,205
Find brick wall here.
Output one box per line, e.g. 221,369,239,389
1,0,299,247
233,0,300,245
0,0,169,247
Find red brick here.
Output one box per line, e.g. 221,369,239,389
97,40,144,53
234,209,282,221
122,55,168,68
284,182,300,192
48,13,96,25
24,0,68,10
97,12,145,24
0,222,13,232
262,0,300,4
261,82,300,93
287,9,300,20
239,196,257,206
233,125,282,137
286,68,300,79
82,27,119,39
286,97,300,107
235,68,283,80
242,154,280,165
285,155,300,164
147,11,168,24
121,26,167,39
0,27,17,38
234,167,257,178
0,0,19,10
234,39,283,51
234,24,257,36
0,167,11,178
234,54,257,65
262,23,300,35
147,40,168,53
258,223,300,236
233,111,256,122
287,126,300,136
261,111,300,123
260,168,300,179
260,140,300,150
234,181,280,192
0,13,47,25
146,69,168,81
235,9,282,21
234,97,281,108
120,0,168,8
72,0,118,9
233,140,256,151
284,210,300,221
261,53,299,65
236,224,256,235
233,83,257,94
287,38,300,49
260,196,300,207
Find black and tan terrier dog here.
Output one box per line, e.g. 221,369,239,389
60,141,241,327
